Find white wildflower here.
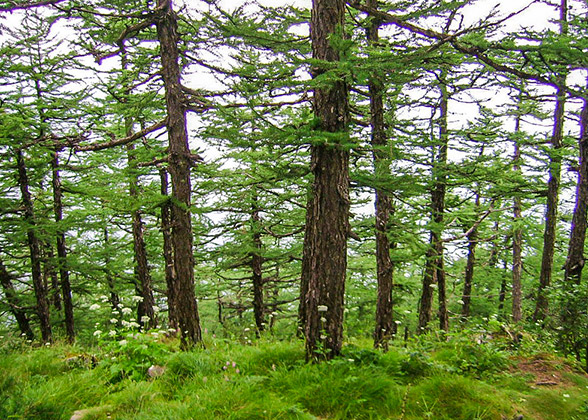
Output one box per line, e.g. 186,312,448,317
93,330,102,336
404,310,411,314
131,295,144,302
395,320,402,325
320,334,327,340
119,340,128,346
317,305,328,312
563,394,570,398
108,330,117,337
110,318,118,324
99,295,109,302
429,284,438,289
121,307,132,315
320,317,327,323
140,316,150,324
89,304,100,311
457,300,464,305
153,306,161,313
244,328,250,332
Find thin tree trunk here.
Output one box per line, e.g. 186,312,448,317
127,143,157,330
512,108,524,323
156,0,202,348
43,243,61,311
52,151,75,343
461,194,480,320
302,0,350,361
120,44,157,330
418,71,449,333
16,150,52,343
0,260,35,340
367,0,396,351
534,0,567,322
160,167,178,330
103,226,120,313
251,193,265,333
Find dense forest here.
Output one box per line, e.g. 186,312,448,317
1,0,588,418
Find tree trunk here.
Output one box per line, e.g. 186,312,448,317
251,193,265,333
0,260,35,340
156,0,202,348
16,150,52,343
560,79,588,363
302,0,350,361
418,71,449,333
367,0,396,351
512,109,524,323
461,194,480,320
564,83,588,285
127,143,157,330
52,151,75,343
534,0,567,322
103,226,121,313
43,243,61,312
160,167,178,330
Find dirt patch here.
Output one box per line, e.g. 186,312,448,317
512,354,586,387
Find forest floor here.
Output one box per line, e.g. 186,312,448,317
1,331,587,420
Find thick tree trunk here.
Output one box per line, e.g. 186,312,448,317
418,73,449,333
0,260,35,340
302,0,350,361
461,195,480,320
251,194,265,333
160,167,178,330
534,0,567,322
367,0,396,351
156,0,202,348
16,150,52,343
564,87,588,285
127,143,157,330
560,80,588,363
52,151,75,343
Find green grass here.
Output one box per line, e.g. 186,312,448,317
1,335,587,420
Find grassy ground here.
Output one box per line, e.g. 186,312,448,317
1,331,587,420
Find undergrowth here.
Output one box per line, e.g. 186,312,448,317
1,329,587,420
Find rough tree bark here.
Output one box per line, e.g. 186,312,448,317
159,167,178,330
0,260,35,340
564,83,588,285
534,0,567,322
51,151,75,342
301,0,350,361
156,0,202,348
127,143,157,330
16,149,52,343
367,0,396,351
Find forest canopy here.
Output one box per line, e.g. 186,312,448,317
0,0,587,370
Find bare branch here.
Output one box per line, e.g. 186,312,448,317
75,119,167,152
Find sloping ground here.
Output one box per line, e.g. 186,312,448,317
0,338,587,420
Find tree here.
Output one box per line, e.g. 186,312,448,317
301,0,350,360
